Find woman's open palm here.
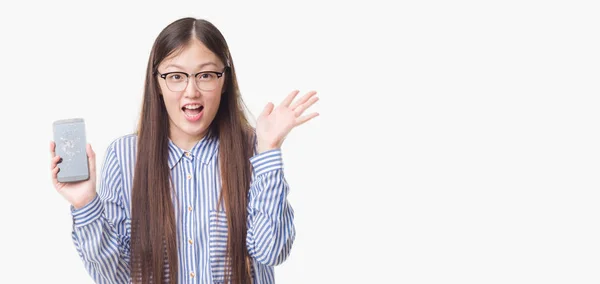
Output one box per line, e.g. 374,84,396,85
256,90,319,153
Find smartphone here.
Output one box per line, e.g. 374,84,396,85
53,118,90,183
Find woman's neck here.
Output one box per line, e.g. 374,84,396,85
169,127,208,151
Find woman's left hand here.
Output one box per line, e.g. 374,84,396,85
256,90,319,153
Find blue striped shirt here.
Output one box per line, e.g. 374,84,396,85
70,133,295,283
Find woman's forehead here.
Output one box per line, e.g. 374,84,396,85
160,40,222,69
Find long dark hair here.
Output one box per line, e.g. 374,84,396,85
131,17,254,283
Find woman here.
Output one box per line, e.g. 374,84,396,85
49,17,318,284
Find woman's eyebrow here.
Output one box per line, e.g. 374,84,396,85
197,62,218,69
164,62,219,70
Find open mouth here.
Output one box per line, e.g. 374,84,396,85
182,104,204,119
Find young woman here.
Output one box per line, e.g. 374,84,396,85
49,17,318,284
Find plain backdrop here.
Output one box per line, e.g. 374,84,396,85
0,0,599,283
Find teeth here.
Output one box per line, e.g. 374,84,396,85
184,104,201,109
184,112,201,118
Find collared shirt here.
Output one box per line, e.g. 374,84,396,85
70,133,295,283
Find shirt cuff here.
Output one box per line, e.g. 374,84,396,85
71,195,103,228
250,149,284,177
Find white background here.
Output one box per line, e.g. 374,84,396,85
0,0,599,283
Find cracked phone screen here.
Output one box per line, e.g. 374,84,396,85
54,120,88,180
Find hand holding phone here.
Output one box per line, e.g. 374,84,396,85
50,118,98,209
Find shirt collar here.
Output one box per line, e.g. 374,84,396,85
167,132,219,169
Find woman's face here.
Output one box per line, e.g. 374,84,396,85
156,38,226,147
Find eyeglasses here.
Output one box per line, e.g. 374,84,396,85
156,68,227,92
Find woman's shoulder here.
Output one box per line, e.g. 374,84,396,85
106,133,138,155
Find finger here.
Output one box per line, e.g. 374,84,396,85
50,155,62,170
290,90,317,110
259,102,275,118
294,96,319,117
51,165,60,187
87,144,96,178
295,112,319,127
50,141,56,158
281,90,300,107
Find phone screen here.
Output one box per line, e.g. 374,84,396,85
53,118,89,182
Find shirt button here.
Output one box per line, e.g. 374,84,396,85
188,206,193,211
188,239,193,245
185,152,191,157
190,272,195,278
187,174,192,180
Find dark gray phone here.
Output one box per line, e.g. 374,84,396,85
53,118,90,183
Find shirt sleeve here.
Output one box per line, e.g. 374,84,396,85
70,143,131,283
246,148,296,266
